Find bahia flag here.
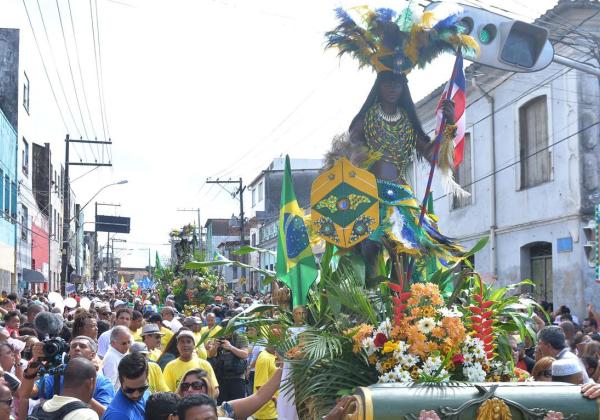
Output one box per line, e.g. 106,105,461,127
435,50,466,168
276,156,318,308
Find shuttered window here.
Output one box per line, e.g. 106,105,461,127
452,133,473,209
519,96,550,188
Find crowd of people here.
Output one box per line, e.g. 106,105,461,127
2,288,600,419
0,289,283,420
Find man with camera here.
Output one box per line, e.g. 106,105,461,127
19,335,114,417
29,357,99,419
207,319,249,404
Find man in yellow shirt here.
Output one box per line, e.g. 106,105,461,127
140,324,164,362
162,329,219,395
149,312,173,349
253,347,278,420
131,342,168,392
184,317,208,359
129,310,143,343
200,312,222,338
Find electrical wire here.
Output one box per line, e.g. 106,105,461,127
21,0,69,133
35,0,82,140
94,0,112,163
89,0,107,143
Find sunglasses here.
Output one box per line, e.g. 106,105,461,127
123,384,149,394
0,398,12,407
180,380,207,391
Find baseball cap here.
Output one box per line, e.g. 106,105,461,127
141,324,164,336
176,330,196,343
113,300,126,308
130,342,149,354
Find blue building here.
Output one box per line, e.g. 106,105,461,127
0,107,17,292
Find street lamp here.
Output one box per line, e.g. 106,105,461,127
71,179,128,223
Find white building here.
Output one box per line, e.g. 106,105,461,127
414,0,600,319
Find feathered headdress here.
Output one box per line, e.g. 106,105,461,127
325,2,479,74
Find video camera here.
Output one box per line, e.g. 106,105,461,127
41,337,69,369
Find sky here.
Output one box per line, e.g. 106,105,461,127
3,0,559,267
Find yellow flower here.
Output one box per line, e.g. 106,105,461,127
382,340,398,354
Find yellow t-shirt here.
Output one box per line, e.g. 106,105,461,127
162,356,219,393
148,348,162,362
131,328,142,343
200,325,222,337
253,350,278,420
193,331,208,359
148,360,169,392
161,326,174,349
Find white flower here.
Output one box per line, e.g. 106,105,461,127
392,366,413,383
393,341,409,360
464,362,486,382
417,317,436,334
379,371,397,383
439,306,463,318
422,356,443,376
401,354,420,368
377,318,392,335
361,337,376,356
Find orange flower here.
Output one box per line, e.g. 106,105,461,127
431,326,445,339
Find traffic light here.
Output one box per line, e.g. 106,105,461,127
583,219,597,268
425,2,554,72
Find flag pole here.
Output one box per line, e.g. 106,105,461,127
405,49,462,283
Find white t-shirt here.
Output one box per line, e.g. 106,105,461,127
101,345,126,391
97,328,112,358
41,395,98,420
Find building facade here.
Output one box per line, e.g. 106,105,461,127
413,0,600,319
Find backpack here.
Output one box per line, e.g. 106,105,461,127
27,400,89,420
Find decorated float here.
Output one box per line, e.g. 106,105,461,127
188,2,598,418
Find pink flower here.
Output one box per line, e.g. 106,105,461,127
543,412,564,420
452,354,465,364
374,333,387,348
419,410,441,420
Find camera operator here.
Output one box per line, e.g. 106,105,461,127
208,319,249,404
18,335,114,418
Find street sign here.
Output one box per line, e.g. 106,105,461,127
96,215,131,233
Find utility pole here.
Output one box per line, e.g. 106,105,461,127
206,178,246,242
61,135,112,295
177,208,202,255
111,238,127,286
95,202,120,290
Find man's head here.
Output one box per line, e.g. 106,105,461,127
177,394,217,420
145,392,180,420
73,311,98,340
205,313,216,328
148,313,164,327
63,357,97,402
537,326,566,357
551,358,584,385
0,382,11,419
111,325,133,354
69,336,98,360
141,324,164,351
583,317,598,334
130,310,143,331
161,307,176,321
115,308,132,328
118,352,148,402
176,330,196,360
27,303,44,323
559,321,576,342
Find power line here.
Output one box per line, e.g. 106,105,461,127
21,0,69,132
94,0,112,151
434,120,600,203
35,0,82,139
55,0,92,154
66,0,102,161
89,0,107,144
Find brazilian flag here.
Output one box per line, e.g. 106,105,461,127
276,156,318,307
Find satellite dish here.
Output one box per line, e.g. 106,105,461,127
64,297,77,309
80,297,91,310
48,292,62,305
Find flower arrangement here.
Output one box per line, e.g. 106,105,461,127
348,282,529,384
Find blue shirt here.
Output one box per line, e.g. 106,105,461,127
102,389,150,420
35,371,114,407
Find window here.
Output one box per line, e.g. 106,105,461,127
232,265,238,279
21,205,28,240
252,188,256,207
530,243,552,303
0,170,3,212
22,138,29,176
452,133,473,209
519,95,550,188
251,233,256,247
3,175,9,215
10,182,17,219
23,72,30,114
258,181,263,202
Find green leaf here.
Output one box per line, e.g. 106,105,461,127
463,237,489,258
231,245,276,256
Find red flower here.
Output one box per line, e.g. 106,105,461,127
374,333,388,348
452,353,465,364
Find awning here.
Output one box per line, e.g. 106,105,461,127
23,268,47,283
